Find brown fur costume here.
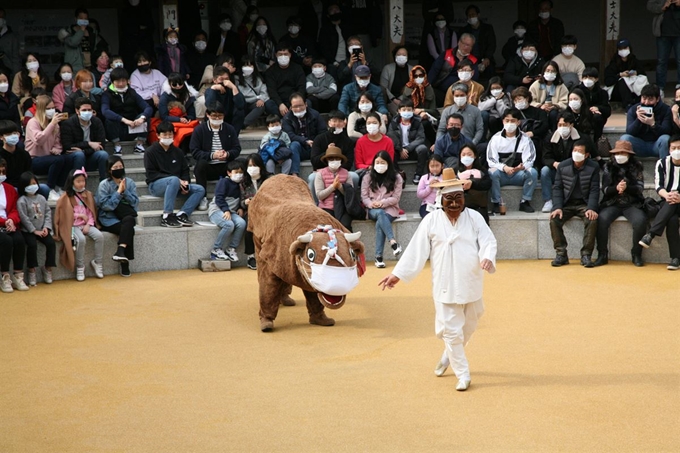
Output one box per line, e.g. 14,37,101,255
248,175,365,332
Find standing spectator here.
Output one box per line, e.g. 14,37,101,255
305,58,339,113
457,143,491,224
550,35,585,89
345,0,384,68
387,99,428,175
604,39,646,110
338,64,387,116
425,13,457,69
265,43,307,117
0,69,19,127
241,154,271,270
237,5,260,52
432,113,473,171
279,16,316,74
187,30,215,89
461,4,497,81
63,70,102,119
60,97,109,180
443,59,484,107
281,93,327,177
11,54,47,99
52,63,76,112
501,21,529,66
620,84,672,158
347,92,388,139
541,111,581,213
246,16,277,73
317,2,351,83
648,0,680,98
478,76,512,136
297,0,324,42
129,51,168,112
155,28,190,78
208,160,247,263
529,61,568,131
119,0,155,72
61,7,99,72
527,0,565,59
236,56,278,127
354,112,395,171
0,159,27,292
549,139,600,268
209,14,241,60
577,67,611,142
0,8,20,75
503,41,544,92
437,83,484,145
380,46,413,116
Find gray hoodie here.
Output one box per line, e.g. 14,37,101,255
17,194,52,233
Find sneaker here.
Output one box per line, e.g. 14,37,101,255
210,248,229,260
76,266,85,281
541,200,553,213
113,145,122,155
247,256,257,270
412,174,421,185
492,202,501,214
112,247,129,262
176,213,195,227
667,258,680,271
42,267,53,284
1,274,13,293
48,189,61,202
27,270,37,286
391,242,402,257
226,247,239,262
519,200,535,213
375,256,386,268
638,233,653,249
197,197,209,211
11,273,29,291
160,214,182,228
120,262,131,277
134,142,146,154
90,260,104,278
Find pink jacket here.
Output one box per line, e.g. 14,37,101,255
25,118,63,158
361,173,403,218
416,173,442,206
52,82,76,111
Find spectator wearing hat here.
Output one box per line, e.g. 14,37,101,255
620,84,672,159
604,39,646,110
338,64,387,116
594,140,647,267
314,145,354,231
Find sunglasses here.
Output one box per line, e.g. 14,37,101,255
414,73,425,77
171,83,184,88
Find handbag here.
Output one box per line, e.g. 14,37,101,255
114,200,138,219
597,136,612,158
642,197,661,220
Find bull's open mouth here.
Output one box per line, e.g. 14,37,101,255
318,293,346,309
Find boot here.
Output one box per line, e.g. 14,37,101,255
632,254,644,267
594,252,608,266
309,311,335,326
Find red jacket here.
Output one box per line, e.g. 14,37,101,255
0,182,20,227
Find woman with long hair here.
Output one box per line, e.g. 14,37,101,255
347,92,388,139
11,54,48,99
236,55,278,127
52,63,76,112
246,16,277,73
529,60,568,131
401,65,439,144
241,154,271,271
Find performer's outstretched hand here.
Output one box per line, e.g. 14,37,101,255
480,259,494,272
378,274,400,290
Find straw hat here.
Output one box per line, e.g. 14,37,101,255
610,140,635,155
430,167,465,188
320,146,347,162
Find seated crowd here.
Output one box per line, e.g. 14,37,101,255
0,2,679,292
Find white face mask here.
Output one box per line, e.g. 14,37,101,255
366,124,380,135
415,77,425,85
435,20,447,29
569,100,582,110
671,150,680,160
618,48,631,58
582,79,595,88
539,12,550,19
614,154,629,164
333,127,344,134
461,156,475,167
45,108,56,119
293,109,306,118
358,102,372,113
241,66,254,77
26,61,40,71
160,138,174,146
209,118,224,127
543,72,556,82
400,111,413,120
327,160,342,170
491,89,503,97
0,83,8,93
168,38,178,46
77,19,89,27
194,41,207,51
230,173,244,183
3,133,20,146
116,86,128,93
515,28,527,37
220,22,232,31
256,25,268,36
312,67,325,78
277,55,290,66
308,261,359,296
467,17,479,26
395,55,408,66
247,166,261,178
356,78,370,88
348,45,361,54
522,50,536,60
514,100,528,110
458,71,472,82
268,125,281,134
288,25,300,35
373,163,388,174
558,126,571,138
454,96,467,107
503,122,518,134
25,184,40,195
61,72,73,82
572,152,586,163
562,46,575,56
0,175,6,183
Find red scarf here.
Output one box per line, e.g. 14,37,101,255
404,65,428,108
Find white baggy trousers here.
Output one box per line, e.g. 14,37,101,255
434,298,485,381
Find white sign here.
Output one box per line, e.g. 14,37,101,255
162,4,179,31
606,0,620,41
390,0,404,44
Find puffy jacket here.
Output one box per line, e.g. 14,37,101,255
552,158,600,211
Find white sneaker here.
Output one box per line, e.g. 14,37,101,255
90,260,104,278
541,200,553,213
456,379,471,391
42,267,53,284
48,189,61,202
1,274,13,293
11,273,29,291
27,270,38,286
197,197,209,211
76,266,85,281
210,248,229,260
226,247,239,262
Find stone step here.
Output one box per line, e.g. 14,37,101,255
136,210,211,227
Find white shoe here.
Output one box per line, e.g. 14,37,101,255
226,247,239,262
42,267,53,284
76,266,85,281
48,189,61,202
11,273,29,291
434,360,449,377
197,197,209,211
456,379,471,391
90,260,104,278
541,200,553,213
210,248,229,260
27,271,38,287
1,274,14,293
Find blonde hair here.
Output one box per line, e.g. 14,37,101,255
34,95,55,131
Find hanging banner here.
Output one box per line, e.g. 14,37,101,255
162,3,179,30
390,0,404,44
606,0,620,40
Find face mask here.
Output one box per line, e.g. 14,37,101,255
614,154,629,164
543,72,556,82
0,83,8,93
569,100,582,110
250,14,259,22
209,118,224,127
312,67,325,78
160,138,174,146
111,168,125,179
348,45,361,53
333,127,344,134
514,100,528,110
400,111,413,120
447,126,461,137
113,61,124,68
25,184,39,195
618,49,630,58
241,66,254,77
168,38,178,46
558,126,571,138
461,156,475,167
503,122,518,134
572,152,585,163
374,163,388,174
491,89,503,97
138,63,150,72
454,96,467,107
288,26,300,35
268,125,282,134
458,71,472,82
0,175,6,183
61,72,73,82
79,110,93,122
256,25,268,36
395,55,408,66
45,108,56,119
671,150,680,160
467,17,479,26
329,13,342,22
522,50,536,60
293,109,306,118
562,46,575,56
116,86,128,93
328,160,342,170
74,185,86,193
356,79,370,88
247,166,261,178
3,134,20,146
26,61,40,71
358,102,372,113
220,22,232,31
415,77,425,85
230,173,244,183
515,28,527,37
435,20,447,29
307,261,359,297
195,41,207,51
77,19,89,27
539,12,550,19
583,79,595,88
366,124,380,135
277,55,290,66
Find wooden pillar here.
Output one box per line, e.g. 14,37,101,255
387,0,405,59
601,0,620,77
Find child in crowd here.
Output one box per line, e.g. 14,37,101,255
259,115,292,175
54,168,104,282
417,154,444,218
305,58,339,113
240,154,270,270
208,160,247,262
314,145,354,231
98,54,125,89
17,172,56,286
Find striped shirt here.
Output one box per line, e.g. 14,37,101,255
210,126,223,164
654,156,680,193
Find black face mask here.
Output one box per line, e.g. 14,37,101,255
447,127,461,137
138,63,151,72
111,168,125,179
329,13,342,22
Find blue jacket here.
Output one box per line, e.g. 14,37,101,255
625,100,672,143
189,121,241,162
96,177,140,227
434,132,472,165
338,82,388,116
214,177,241,213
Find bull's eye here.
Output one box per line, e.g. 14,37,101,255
349,248,356,261
306,248,316,262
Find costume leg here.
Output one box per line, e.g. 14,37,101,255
257,259,285,326
304,289,335,326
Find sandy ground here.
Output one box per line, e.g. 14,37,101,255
1,260,678,452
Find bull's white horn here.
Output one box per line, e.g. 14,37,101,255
343,232,362,242
297,233,313,243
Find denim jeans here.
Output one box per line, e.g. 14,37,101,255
148,176,205,215
290,141,311,175
619,134,670,159
368,208,395,257
209,210,246,250
82,150,110,180
489,167,538,203
540,165,556,201
655,36,680,89
31,153,83,189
